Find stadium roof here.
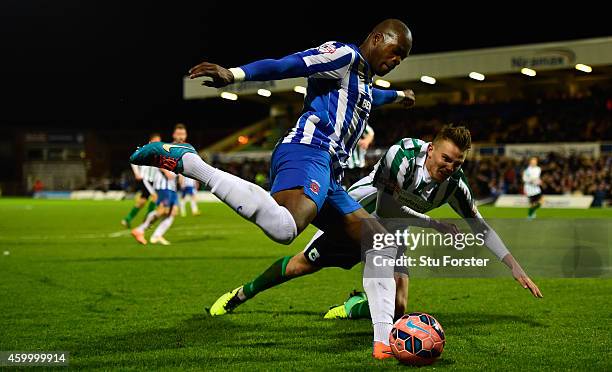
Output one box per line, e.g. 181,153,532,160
184,37,612,100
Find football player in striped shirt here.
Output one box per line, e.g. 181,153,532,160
131,167,179,245
131,19,416,358
207,125,542,332
347,124,375,170
179,175,200,217
131,123,189,245
522,157,543,219
121,133,161,228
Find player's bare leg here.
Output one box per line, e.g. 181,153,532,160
131,204,165,245
150,205,177,245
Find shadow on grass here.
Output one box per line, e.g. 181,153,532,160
439,311,546,329
59,255,281,263
168,235,230,244
56,309,545,369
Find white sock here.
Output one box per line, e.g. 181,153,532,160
237,286,247,301
181,153,297,244
190,198,199,214
373,322,394,345
136,211,158,232
363,246,397,345
152,216,174,238
179,199,186,216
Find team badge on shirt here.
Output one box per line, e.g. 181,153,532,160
309,180,321,195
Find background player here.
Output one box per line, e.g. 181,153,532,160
131,167,178,245
523,156,543,219
170,123,201,216
347,124,375,170
121,133,161,228
179,175,200,216
131,124,189,245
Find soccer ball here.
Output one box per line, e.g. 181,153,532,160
389,312,445,365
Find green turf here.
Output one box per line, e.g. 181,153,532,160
0,198,610,370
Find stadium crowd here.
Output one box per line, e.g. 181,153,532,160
464,153,611,203
208,153,611,206
368,95,612,147
111,93,612,205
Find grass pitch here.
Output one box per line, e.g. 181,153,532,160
0,198,610,370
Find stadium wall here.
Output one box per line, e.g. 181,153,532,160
495,195,594,208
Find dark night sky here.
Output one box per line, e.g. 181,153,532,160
1,1,610,129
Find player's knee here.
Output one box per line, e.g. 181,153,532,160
259,205,298,245
272,189,317,233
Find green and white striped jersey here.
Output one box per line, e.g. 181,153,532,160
348,138,480,219
345,138,510,260
347,125,374,169
522,165,542,197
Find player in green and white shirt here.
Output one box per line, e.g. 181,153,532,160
207,126,542,322
121,133,161,228
522,157,543,219
347,125,375,169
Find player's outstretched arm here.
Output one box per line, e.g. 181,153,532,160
501,253,543,298
464,216,543,298
188,42,356,87
448,175,543,298
131,164,143,181
188,62,235,88
372,88,415,108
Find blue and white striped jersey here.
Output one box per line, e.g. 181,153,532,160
153,169,177,191
182,176,197,188
139,166,156,183
130,164,156,183
236,41,403,180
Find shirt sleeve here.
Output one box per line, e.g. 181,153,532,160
372,88,401,107
238,41,355,81
131,164,141,178
448,173,510,260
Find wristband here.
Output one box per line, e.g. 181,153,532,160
229,67,246,82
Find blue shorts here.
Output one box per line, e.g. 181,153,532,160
269,143,361,215
156,189,178,208
182,187,195,197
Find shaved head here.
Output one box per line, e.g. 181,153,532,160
361,19,412,76
371,19,412,43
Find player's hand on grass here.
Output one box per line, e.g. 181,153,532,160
151,193,158,202
401,89,416,107
511,267,543,298
188,62,234,87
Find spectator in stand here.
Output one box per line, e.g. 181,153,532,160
33,179,44,194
